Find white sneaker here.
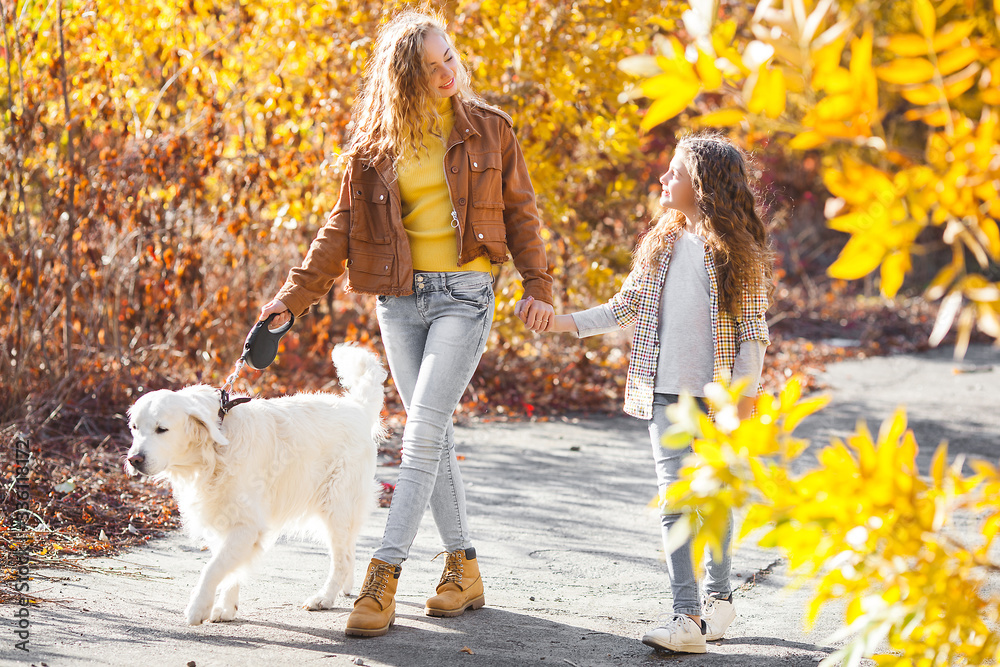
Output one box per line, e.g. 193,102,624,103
641,614,707,653
702,594,736,641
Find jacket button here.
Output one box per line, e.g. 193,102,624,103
477,233,484,239
379,194,384,200
473,162,478,168
458,198,466,205
355,190,362,196
450,166,458,173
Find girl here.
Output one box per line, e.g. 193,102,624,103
259,11,555,637
523,133,772,653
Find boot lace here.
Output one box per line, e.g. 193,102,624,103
435,550,465,587
357,562,395,602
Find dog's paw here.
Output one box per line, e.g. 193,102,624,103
210,603,238,622
185,596,214,625
302,592,339,611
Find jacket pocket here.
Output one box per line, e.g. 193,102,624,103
468,151,504,218
349,179,391,244
347,249,394,281
469,220,506,245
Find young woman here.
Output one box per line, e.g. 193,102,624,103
523,133,773,653
259,10,555,637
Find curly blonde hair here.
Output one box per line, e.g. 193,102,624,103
634,133,774,315
345,10,481,162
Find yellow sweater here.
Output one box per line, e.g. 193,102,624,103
396,100,492,273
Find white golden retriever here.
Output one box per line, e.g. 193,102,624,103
124,343,386,625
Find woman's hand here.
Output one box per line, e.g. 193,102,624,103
514,296,577,333
514,295,554,332
259,299,292,330
737,394,755,421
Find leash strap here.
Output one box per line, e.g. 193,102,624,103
218,358,252,422
218,388,252,421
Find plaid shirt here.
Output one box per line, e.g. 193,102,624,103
606,232,770,419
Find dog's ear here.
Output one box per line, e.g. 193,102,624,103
180,386,230,447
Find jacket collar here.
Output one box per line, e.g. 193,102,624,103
449,96,480,145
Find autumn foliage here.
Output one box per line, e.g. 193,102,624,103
622,0,1000,356
665,379,1000,666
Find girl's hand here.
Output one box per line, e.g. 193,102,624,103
259,298,292,330
514,295,554,332
737,395,755,420
514,297,578,334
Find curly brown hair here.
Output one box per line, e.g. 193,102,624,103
634,133,774,316
345,10,482,163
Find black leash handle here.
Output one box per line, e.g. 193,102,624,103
241,312,295,371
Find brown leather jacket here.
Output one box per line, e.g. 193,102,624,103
276,97,553,317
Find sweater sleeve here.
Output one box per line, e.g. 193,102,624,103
731,340,766,396
571,303,620,338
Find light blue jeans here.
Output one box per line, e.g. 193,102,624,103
372,271,494,565
649,393,733,616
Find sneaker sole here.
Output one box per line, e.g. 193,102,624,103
425,595,486,618
641,635,707,654
344,612,395,637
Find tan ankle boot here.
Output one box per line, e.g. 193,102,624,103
425,547,485,617
345,558,401,637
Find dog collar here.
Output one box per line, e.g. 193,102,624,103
218,389,252,422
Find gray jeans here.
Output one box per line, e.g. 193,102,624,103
372,271,495,565
649,393,733,615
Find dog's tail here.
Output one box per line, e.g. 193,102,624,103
331,343,388,440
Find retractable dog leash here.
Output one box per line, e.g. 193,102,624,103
218,313,295,420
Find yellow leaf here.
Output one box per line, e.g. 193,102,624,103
875,58,936,84
641,72,689,98
912,0,936,40
695,48,722,89
980,218,1000,260
880,250,911,298
693,108,746,127
850,29,874,81
748,66,786,119
828,235,886,280
931,20,977,53
900,83,943,106
814,93,856,121
764,67,786,118
884,33,929,58
640,83,701,130
903,107,952,126
930,441,948,487
811,37,846,82
924,262,959,301
783,395,831,434
819,67,854,95
936,46,979,76
985,76,1000,99
788,131,826,150
828,211,883,234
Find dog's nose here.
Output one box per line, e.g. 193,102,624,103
127,453,146,475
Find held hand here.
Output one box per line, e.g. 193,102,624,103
515,296,555,332
259,299,291,330
737,394,755,421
